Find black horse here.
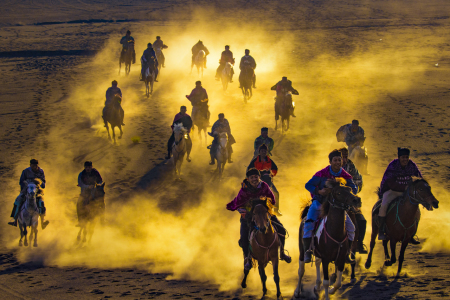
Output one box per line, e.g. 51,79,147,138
102,95,124,144
76,182,106,244
239,62,253,103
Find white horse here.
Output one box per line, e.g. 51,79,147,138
221,62,233,91
172,123,188,177
215,132,228,180
192,50,205,77
18,180,41,247
141,55,156,97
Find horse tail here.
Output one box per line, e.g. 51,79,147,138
300,205,310,220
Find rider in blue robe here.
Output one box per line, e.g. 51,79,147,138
141,43,159,82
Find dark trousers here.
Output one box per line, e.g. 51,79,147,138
167,132,192,155
356,213,367,244
239,214,286,258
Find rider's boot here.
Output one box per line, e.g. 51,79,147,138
8,203,19,227
186,152,192,163
244,255,253,271
410,236,420,245
303,237,313,263
291,107,296,118
228,153,233,164
378,216,388,240
40,214,49,230
229,74,234,83
346,240,356,264
8,219,17,227
209,154,215,165
357,219,368,254
279,236,292,263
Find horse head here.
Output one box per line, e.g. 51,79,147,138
253,204,270,234
407,177,439,211
173,123,188,145
91,182,106,200
325,178,361,211
218,132,228,148
198,50,205,58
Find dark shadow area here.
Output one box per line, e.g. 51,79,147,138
0,50,99,58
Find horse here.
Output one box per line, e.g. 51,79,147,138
77,182,106,244
172,123,188,177
214,132,228,180
102,95,123,144
191,106,209,147
119,41,134,75
349,145,369,175
239,63,253,103
221,62,233,91
155,46,167,74
192,50,205,77
293,179,362,300
18,179,42,247
141,55,156,97
365,178,439,276
241,202,283,300
275,93,293,133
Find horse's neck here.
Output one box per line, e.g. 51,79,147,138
398,194,419,220
256,222,275,242
175,135,185,151
25,195,37,210
325,205,346,240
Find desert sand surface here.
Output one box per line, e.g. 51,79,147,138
1,0,450,299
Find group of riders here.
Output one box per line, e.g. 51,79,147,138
7,31,427,279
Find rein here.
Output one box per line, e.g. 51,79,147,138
392,183,423,242
253,216,278,265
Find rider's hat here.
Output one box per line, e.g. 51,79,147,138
218,113,224,118
398,147,410,157
126,30,131,35
195,80,201,85
30,159,39,165
156,36,160,39
339,147,349,155
261,127,268,132
282,76,287,80
352,119,359,125
84,161,93,167
147,43,153,47
112,80,118,86
225,45,230,48
328,149,342,162
246,168,261,178
180,105,187,110
245,49,250,52
258,144,268,152
198,40,203,43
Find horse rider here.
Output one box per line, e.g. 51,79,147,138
215,45,235,82
77,161,103,224
208,113,235,164
303,149,357,263
141,43,159,82
186,81,210,122
339,120,366,157
153,36,167,68
254,127,274,157
340,147,367,254
227,168,291,270
271,76,297,117
248,144,282,216
120,30,135,64
238,49,257,89
8,159,49,229
191,40,209,69
105,80,125,126
165,106,193,162
378,147,422,244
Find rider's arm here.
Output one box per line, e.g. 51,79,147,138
226,189,246,211
269,138,274,152
270,84,277,91
270,160,278,177
305,176,322,195
95,170,103,184
346,178,358,195
40,169,46,189
78,172,89,189
19,170,26,190
120,37,126,45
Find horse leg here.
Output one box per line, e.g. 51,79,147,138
23,224,28,247
385,239,397,267
383,240,391,265
33,226,38,247
105,121,111,140
272,258,282,300
293,259,305,299
314,258,322,297
19,223,23,247
365,218,378,269
241,267,250,289
77,226,82,242
258,264,267,297
396,241,409,277
83,225,87,243
118,125,123,139
350,253,356,284
330,265,337,285
112,126,116,144
329,269,343,295
322,260,330,300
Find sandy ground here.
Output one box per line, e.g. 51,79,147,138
1,0,450,299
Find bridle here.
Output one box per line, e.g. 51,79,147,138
328,188,353,211
405,180,434,207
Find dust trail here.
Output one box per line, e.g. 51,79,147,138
3,6,447,296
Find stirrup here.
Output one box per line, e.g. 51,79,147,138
209,161,215,165
280,250,292,263
304,250,313,263
244,258,253,270
346,254,356,264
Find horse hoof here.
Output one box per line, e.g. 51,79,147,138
241,282,247,289
365,260,371,269
19,241,23,247
384,260,392,267
33,243,38,247
119,136,122,139
277,293,283,300
24,241,28,247
77,235,81,241
330,273,337,285
108,136,112,141
350,277,357,285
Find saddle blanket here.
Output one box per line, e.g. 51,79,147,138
314,217,327,242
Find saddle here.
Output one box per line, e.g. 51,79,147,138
372,196,403,217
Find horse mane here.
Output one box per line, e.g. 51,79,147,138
173,123,186,133
253,204,268,228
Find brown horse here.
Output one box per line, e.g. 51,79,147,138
241,203,283,299
77,182,105,244
293,179,361,300
365,178,439,276
102,95,124,144
119,41,134,75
